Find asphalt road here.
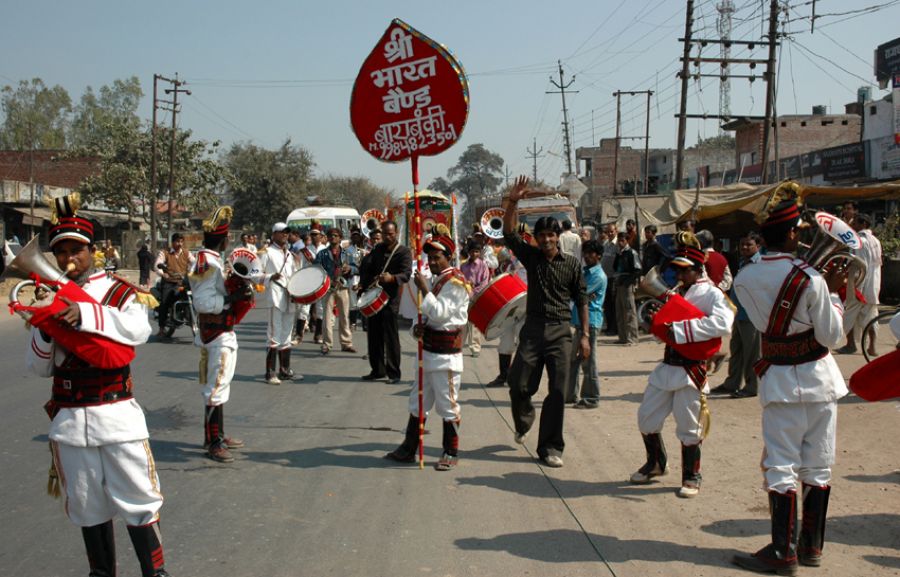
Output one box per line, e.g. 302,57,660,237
1,302,899,577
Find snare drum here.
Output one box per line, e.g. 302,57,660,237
468,273,528,340
288,266,331,304
358,286,389,317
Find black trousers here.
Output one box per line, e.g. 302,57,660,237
508,317,572,458
157,281,179,329
603,283,618,334
367,305,402,379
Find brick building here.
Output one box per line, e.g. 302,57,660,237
723,107,861,172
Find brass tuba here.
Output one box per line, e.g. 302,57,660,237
0,236,71,320
480,207,505,240
361,209,386,238
801,212,867,289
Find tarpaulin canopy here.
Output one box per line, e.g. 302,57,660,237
635,180,900,228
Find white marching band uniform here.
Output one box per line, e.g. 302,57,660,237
26,271,161,528
638,276,734,444
189,249,237,406
408,268,470,421
733,253,847,493
260,242,298,349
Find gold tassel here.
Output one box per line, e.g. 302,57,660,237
434,223,451,236
756,181,803,224
202,206,234,232
47,442,61,499
698,393,712,440
199,348,209,385
133,291,160,310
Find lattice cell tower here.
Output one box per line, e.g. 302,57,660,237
717,0,735,134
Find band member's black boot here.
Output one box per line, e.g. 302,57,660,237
314,318,324,343
278,349,294,381
488,354,511,387
206,405,234,463
265,347,280,385
385,414,421,463
799,483,830,567
82,520,116,577
127,522,170,577
733,490,799,576
629,433,668,484
676,442,702,498
436,419,460,471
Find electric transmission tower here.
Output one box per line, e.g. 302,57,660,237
716,0,735,136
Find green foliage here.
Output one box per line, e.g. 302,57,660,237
309,175,392,214
223,140,315,231
428,176,452,194
878,212,900,258
692,134,736,150
447,143,505,197
69,77,143,148
70,120,230,231
0,78,72,149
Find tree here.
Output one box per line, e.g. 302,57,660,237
428,176,452,194
0,78,72,149
309,175,392,214
71,122,230,234
693,134,735,150
223,140,315,232
69,76,143,148
447,143,504,198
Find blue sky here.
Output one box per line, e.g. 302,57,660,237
3,0,898,197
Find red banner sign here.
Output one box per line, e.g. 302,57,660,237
350,19,469,163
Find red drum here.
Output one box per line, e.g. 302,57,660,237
288,266,331,304
468,273,528,340
650,293,722,361
358,286,389,318
850,349,900,401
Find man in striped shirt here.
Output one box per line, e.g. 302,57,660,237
501,176,588,469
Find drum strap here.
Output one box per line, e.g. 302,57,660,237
754,265,825,377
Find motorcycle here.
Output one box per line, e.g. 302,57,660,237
151,263,196,338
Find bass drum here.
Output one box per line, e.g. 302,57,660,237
358,286,389,318
468,273,528,341
288,266,331,304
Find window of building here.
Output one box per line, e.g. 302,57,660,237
841,120,848,125
821,120,833,126
801,121,807,127
780,121,787,127
870,106,878,115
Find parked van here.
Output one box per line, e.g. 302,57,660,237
285,206,362,238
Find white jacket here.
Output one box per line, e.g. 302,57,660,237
733,252,847,406
26,271,152,447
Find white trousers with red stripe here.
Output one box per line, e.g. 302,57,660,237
407,369,462,422
53,439,163,527
200,340,237,406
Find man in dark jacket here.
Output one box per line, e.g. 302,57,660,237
358,221,412,383
613,232,641,345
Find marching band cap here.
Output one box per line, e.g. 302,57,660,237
670,246,706,268
758,181,807,229
424,234,455,257
272,222,289,233
48,192,94,248
203,206,233,241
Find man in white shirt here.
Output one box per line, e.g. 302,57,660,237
837,213,882,356
558,219,582,261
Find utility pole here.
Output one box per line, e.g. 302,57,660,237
546,60,577,175
717,0,735,136
675,0,695,189
150,74,159,255
164,74,191,240
675,0,773,189
525,138,544,183
613,91,622,195
612,90,654,195
760,0,779,185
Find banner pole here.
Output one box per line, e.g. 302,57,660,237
412,155,425,470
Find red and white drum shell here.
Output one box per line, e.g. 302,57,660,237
288,266,331,305
358,286,389,318
468,273,528,340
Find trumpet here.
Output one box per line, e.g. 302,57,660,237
800,212,867,289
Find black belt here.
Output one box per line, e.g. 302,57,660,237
51,365,133,407
760,329,828,366
423,328,463,354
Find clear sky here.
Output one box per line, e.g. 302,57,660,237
3,0,898,198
